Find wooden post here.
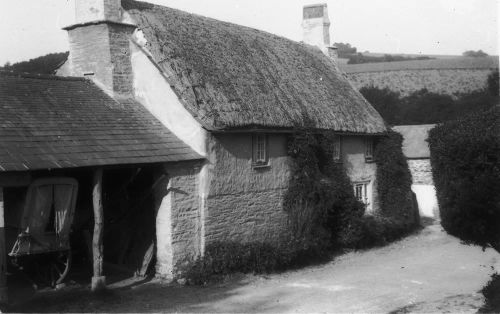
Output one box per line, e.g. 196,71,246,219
0,188,8,304
91,168,106,291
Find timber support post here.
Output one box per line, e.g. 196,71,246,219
0,188,7,304
92,168,106,291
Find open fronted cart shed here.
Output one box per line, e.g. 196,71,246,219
0,72,201,301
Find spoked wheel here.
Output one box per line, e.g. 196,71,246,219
49,250,72,288
32,251,72,288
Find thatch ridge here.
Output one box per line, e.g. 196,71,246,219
122,0,386,134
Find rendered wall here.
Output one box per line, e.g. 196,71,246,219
75,0,121,23
65,24,113,90
154,161,203,279
341,136,379,212
204,133,292,245
130,43,207,156
347,69,491,98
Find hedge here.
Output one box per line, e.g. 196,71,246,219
375,131,419,226
428,106,500,252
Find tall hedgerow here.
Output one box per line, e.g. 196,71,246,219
428,106,500,252
284,131,365,248
375,131,419,225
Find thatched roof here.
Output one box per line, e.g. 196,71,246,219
0,72,201,171
393,124,436,159
122,0,386,134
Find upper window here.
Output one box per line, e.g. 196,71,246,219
333,136,342,162
365,138,374,162
252,134,269,167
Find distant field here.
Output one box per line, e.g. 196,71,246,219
361,52,462,59
339,56,499,73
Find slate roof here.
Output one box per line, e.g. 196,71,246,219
121,0,387,134
0,72,201,172
393,124,436,159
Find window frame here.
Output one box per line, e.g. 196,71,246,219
353,180,373,212
332,135,342,163
365,138,375,162
252,133,269,168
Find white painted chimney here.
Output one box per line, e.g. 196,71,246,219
75,0,122,24
302,4,332,55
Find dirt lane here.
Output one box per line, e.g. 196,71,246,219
10,223,500,313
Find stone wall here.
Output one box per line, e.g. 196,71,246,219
65,24,113,89
347,69,491,98
63,22,135,98
408,159,434,185
154,161,203,279
203,133,381,245
204,133,292,245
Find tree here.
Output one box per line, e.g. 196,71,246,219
462,50,489,57
333,42,357,58
360,86,401,125
487,69,499,96
0,52,68,74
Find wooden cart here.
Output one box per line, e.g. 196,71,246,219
8,177,78,288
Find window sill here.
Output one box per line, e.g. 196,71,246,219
252,162,270,169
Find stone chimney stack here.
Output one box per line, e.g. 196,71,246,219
302,4,331,55
62,0,136,99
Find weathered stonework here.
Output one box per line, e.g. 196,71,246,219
63,22,135,98
204,133,292,245
407,159,433,185
154,161,203,279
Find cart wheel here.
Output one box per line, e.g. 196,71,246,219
49,251,72,288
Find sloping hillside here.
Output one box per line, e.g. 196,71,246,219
340,57,499,97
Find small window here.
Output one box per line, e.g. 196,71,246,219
365,138,374,162
354,183,367,204
333,136,342,162
354,181,373,212
252,134,269,167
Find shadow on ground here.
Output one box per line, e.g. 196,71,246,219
4,273,290,313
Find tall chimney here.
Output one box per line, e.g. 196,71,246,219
62,0,136,99
302,4,331,55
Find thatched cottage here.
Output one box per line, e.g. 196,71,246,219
393,125,438,218
0,0,387,296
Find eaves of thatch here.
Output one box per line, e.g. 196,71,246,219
122,0,387,134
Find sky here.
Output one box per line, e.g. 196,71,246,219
0,0,498,65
